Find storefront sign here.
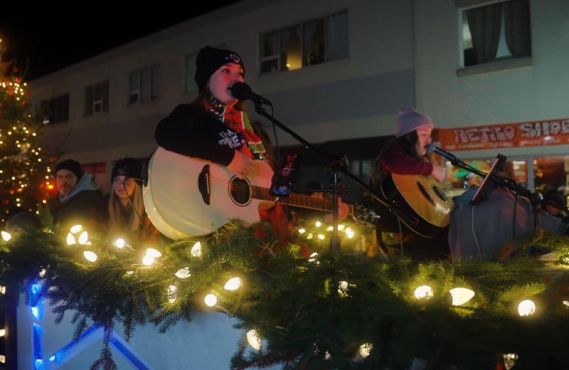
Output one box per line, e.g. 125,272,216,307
437,118,569,150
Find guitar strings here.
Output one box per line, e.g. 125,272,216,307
203,175,334,208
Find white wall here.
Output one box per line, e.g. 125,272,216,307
17,291,281,370
414,0,569,159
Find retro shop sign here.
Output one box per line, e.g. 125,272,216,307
437,118,569,151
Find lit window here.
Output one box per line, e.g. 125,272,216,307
259,10,348,74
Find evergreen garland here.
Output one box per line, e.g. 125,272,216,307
1,221,569,370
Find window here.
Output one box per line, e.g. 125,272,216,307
39,94,69,125
259,10,348,73
93,100,103,113
533,156,569,217
461,0,531,67
128,65,159,104
84,80,109,116
184,52,198,93
534,156,567,194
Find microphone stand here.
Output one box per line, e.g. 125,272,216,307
253,103,421,254
432,146,547,249
432,147,543,205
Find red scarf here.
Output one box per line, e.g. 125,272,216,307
222,107,266,160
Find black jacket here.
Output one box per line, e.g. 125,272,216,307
155,103,248,166
49,174,106,234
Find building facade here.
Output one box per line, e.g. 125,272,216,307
415,0,569,194
31,0,569,198
31,0,415,194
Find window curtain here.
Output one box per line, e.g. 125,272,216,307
262,32,280,57
141,69,151,102
303,20,324,65
102,81,109,111
54,95,69,123
260,32,281,72
150,66,159,100
129,72,140,93
504,0,531,57
282,26,302,70
185,54,197,92
326,12,348,61
84,86,93,116
466,2,502,64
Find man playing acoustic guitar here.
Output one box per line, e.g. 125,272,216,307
370,107,451,259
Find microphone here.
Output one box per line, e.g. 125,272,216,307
229,82,272,106
425,143,464,168
425,143,455,161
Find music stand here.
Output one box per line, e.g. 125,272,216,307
471,155,506,205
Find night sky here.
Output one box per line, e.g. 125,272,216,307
0,1,240,80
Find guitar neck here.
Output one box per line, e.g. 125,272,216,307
253,187,336,212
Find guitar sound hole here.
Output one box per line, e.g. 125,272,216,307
416,181,435,206
229,177,251,206
432,186,448,202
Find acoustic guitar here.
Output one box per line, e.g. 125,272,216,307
379,173,454,238
142,147,367,240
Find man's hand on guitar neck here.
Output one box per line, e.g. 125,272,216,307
227,150,273,187
431,164,446,182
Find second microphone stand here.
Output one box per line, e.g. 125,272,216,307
432,147,543,205
254,104,418,253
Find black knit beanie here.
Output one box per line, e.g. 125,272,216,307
55,159,84,180
195,46,245,93
111,158,142,182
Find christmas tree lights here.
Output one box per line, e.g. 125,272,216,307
0,38,53,223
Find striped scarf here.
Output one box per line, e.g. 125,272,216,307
208,97,266,160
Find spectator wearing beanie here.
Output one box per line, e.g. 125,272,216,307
106,158,162,245
48,158,106,234
374,107,444,181
55,159,84,199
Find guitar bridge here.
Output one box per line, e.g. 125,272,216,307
416,181,435,207
198,165,211,205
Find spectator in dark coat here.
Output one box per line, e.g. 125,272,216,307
48,159,106,234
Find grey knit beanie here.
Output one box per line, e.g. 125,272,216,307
395,107,433,137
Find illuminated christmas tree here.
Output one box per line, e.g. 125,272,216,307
0,38,53,223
